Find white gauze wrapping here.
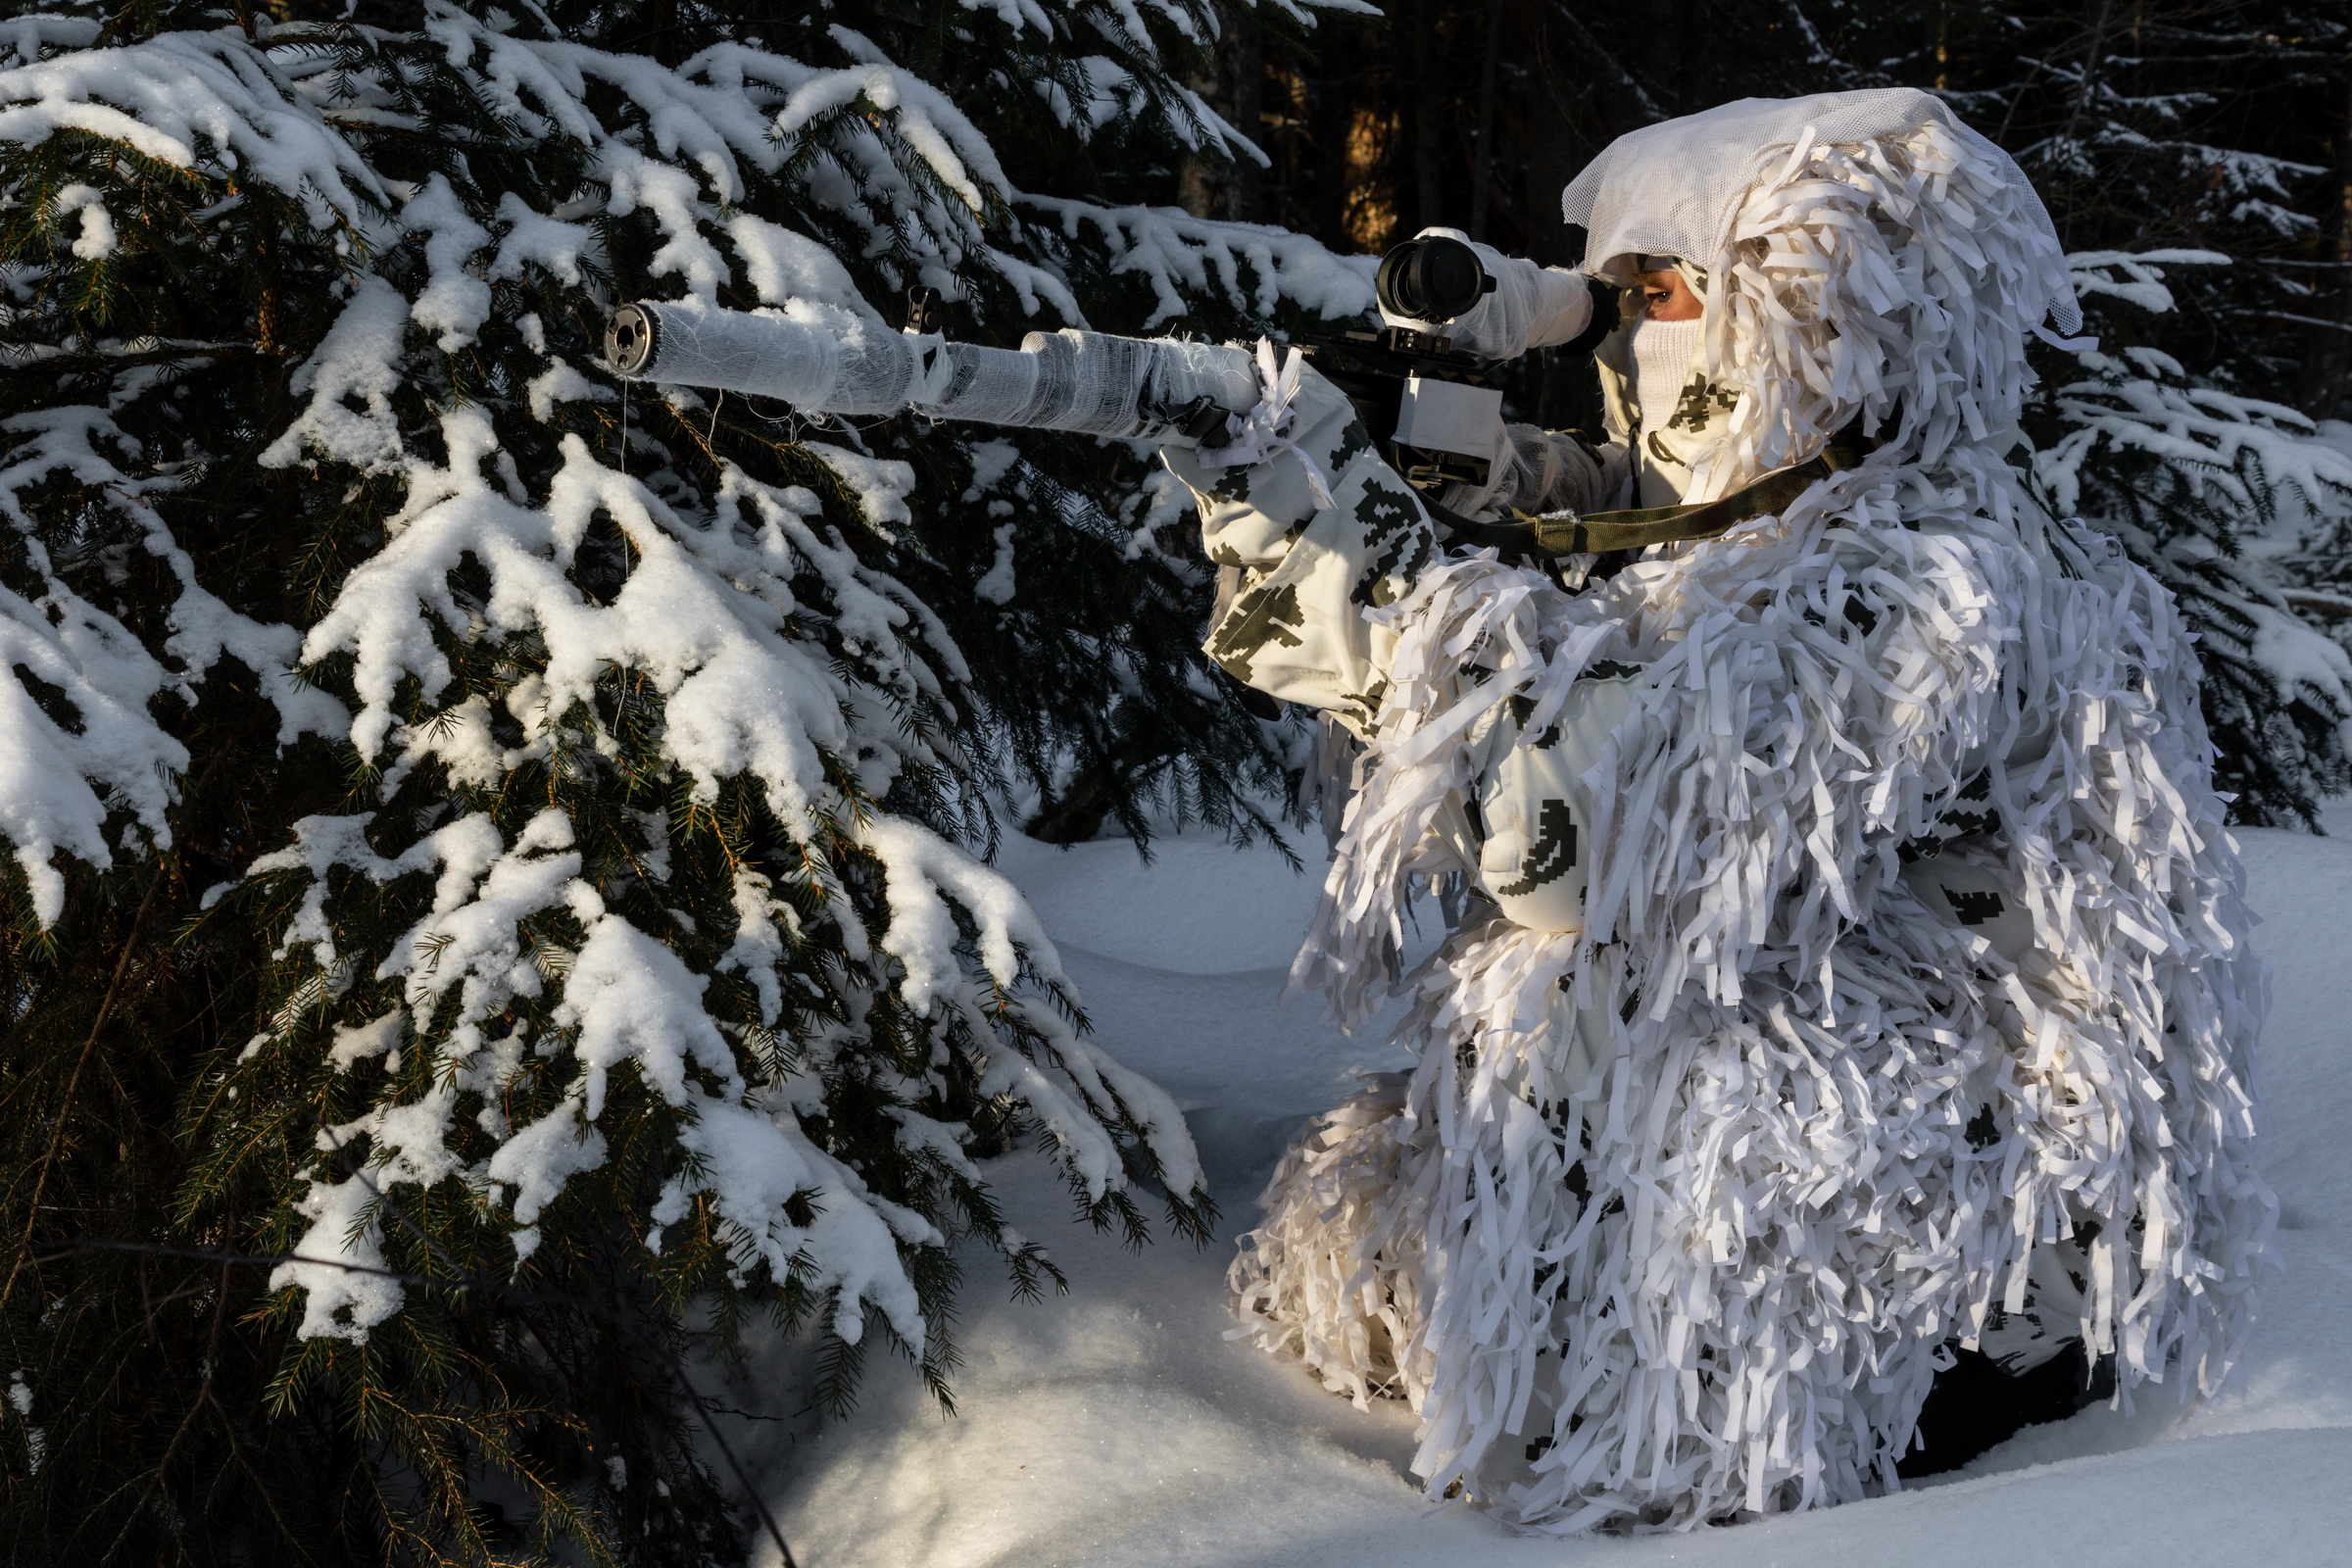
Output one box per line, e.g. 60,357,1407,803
935,328,1258,438
1232,106,2269,1535
626,301,1256,437
628,297,921,413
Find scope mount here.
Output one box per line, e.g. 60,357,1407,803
1304,325,1498,491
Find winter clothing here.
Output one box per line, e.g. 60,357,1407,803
1165,88,2271,1532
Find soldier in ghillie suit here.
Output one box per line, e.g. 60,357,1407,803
1164,89,2272,1531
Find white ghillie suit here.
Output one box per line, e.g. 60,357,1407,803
1170,90,2274,1531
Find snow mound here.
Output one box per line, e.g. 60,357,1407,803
723,813,2352,1566
990,829,1334,977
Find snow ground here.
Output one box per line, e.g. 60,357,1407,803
727,812,2352,1567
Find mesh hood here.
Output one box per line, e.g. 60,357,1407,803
1561,88,2079,334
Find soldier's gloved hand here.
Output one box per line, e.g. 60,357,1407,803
1161,356,1368,572
1433,423,1631,522
1427,420,1522,521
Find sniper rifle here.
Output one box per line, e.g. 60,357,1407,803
602,236,1529,496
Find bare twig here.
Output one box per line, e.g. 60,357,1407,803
0,866,169,1318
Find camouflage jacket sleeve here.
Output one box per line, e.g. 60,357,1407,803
1161,368,1439,739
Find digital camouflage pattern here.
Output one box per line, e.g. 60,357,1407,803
1168,375,1436,735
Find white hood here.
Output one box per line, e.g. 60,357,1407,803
1560,87,2081,335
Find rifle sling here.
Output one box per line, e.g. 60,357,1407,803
1428,445,1856,559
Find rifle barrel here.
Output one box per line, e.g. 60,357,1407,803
606,301,1259,442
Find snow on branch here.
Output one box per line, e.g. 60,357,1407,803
2032,252,2352,822
0,404,339,925
6,3,1221,1365
1020,194,1375,327
2038,253,2352,524
0,29,387,232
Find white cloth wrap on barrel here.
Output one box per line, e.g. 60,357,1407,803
626,300,1257,438
930,329,1257,439
633,298,920,412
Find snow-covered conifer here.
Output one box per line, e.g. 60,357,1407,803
1918,7,2352,819
0,0,1363,1557
2027,251,2352,827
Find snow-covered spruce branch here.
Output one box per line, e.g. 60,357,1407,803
2029,250,2352,825
0,3,1418,1396
1016,194,1375,328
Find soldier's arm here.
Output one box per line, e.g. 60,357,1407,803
1161,368,1439,739
1426,283,1638,521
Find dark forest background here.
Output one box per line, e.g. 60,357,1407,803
1080,0,2351,431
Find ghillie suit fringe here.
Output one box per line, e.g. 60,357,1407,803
1229,107,2273,1531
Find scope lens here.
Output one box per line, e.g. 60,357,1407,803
1377,236,1489,322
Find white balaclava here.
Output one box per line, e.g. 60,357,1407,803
1631,318,1701,428
1631,256,1705,436
1624,256,1710,506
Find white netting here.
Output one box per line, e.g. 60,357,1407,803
947,329,1257,439
1381,226,1601,361
1560,88,2081,334
636,298,919,412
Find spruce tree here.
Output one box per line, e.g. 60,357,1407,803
2026,252,2352,828
0,0,1363,1559
1936,1,2352,824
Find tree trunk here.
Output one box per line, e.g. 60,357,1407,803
1469,0,1505,240
1181,2,1266,221
1023,733,1180,845
1308,24,1357,250
1412,3,1444,236
2053,0,2116,245
2298,53,2352,421
640,0,679,68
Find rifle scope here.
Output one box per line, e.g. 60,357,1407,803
1375,235,1495,323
